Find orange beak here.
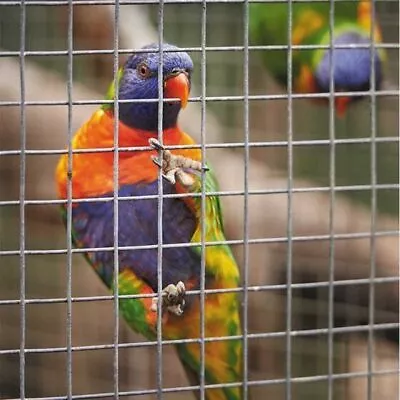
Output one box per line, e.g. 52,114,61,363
335,96,351,118
164,72,190,109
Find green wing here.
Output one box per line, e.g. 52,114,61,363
101,67,124,112
250,2,293,84
187,163,225,234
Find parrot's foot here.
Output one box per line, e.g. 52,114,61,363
149,138,209,187
150,281,186,316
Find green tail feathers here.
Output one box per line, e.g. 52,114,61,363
176,342,243,400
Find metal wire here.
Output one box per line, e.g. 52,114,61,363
156,3,165,398
1,0,399,5
199,0,207,398
1,42,399,59
1,0,399,399
112,0,121,398
1,321,398,357
242,0,250,398
0,182,399,208
3,368,399,400
327,0,335,398
1,135,399,157
0,275,398,306
285,0,294,398
368,2,378,398
66,1,74,399
18,1,26,398
3,41,398,56
0,230,398,259
1,89,398,107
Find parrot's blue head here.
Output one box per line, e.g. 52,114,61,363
117,43,193,131
315,31,382,116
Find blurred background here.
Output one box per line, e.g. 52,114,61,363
0,1,398,399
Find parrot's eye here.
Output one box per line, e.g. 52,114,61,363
137,63,151,78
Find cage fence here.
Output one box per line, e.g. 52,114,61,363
0,1,399,400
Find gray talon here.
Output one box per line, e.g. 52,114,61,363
151,281,186,316
149,137,164,151
150,156,163,168
149,138,206,187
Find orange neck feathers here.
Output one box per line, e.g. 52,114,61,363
56,109,201,200
295,64,317,94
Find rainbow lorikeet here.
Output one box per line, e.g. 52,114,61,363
56,43,242,400
250,0,386,116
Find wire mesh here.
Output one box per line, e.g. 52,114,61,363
18,1,27,399
0,1,399,400
65,1,73,400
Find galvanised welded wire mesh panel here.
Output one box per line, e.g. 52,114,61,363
0,1,399,399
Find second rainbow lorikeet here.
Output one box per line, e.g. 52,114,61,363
56,43,243,400
250,0,386,116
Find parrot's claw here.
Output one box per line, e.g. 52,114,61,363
149,138,209,188
150,281,186,316
148,137,164,151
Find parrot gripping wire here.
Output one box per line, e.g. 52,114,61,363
149,138,209,187
150,281,186,316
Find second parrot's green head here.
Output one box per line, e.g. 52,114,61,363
103,43,193,131
312,28,384,117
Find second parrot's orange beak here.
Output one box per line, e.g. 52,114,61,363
164,71,190,109
335,96,351,118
